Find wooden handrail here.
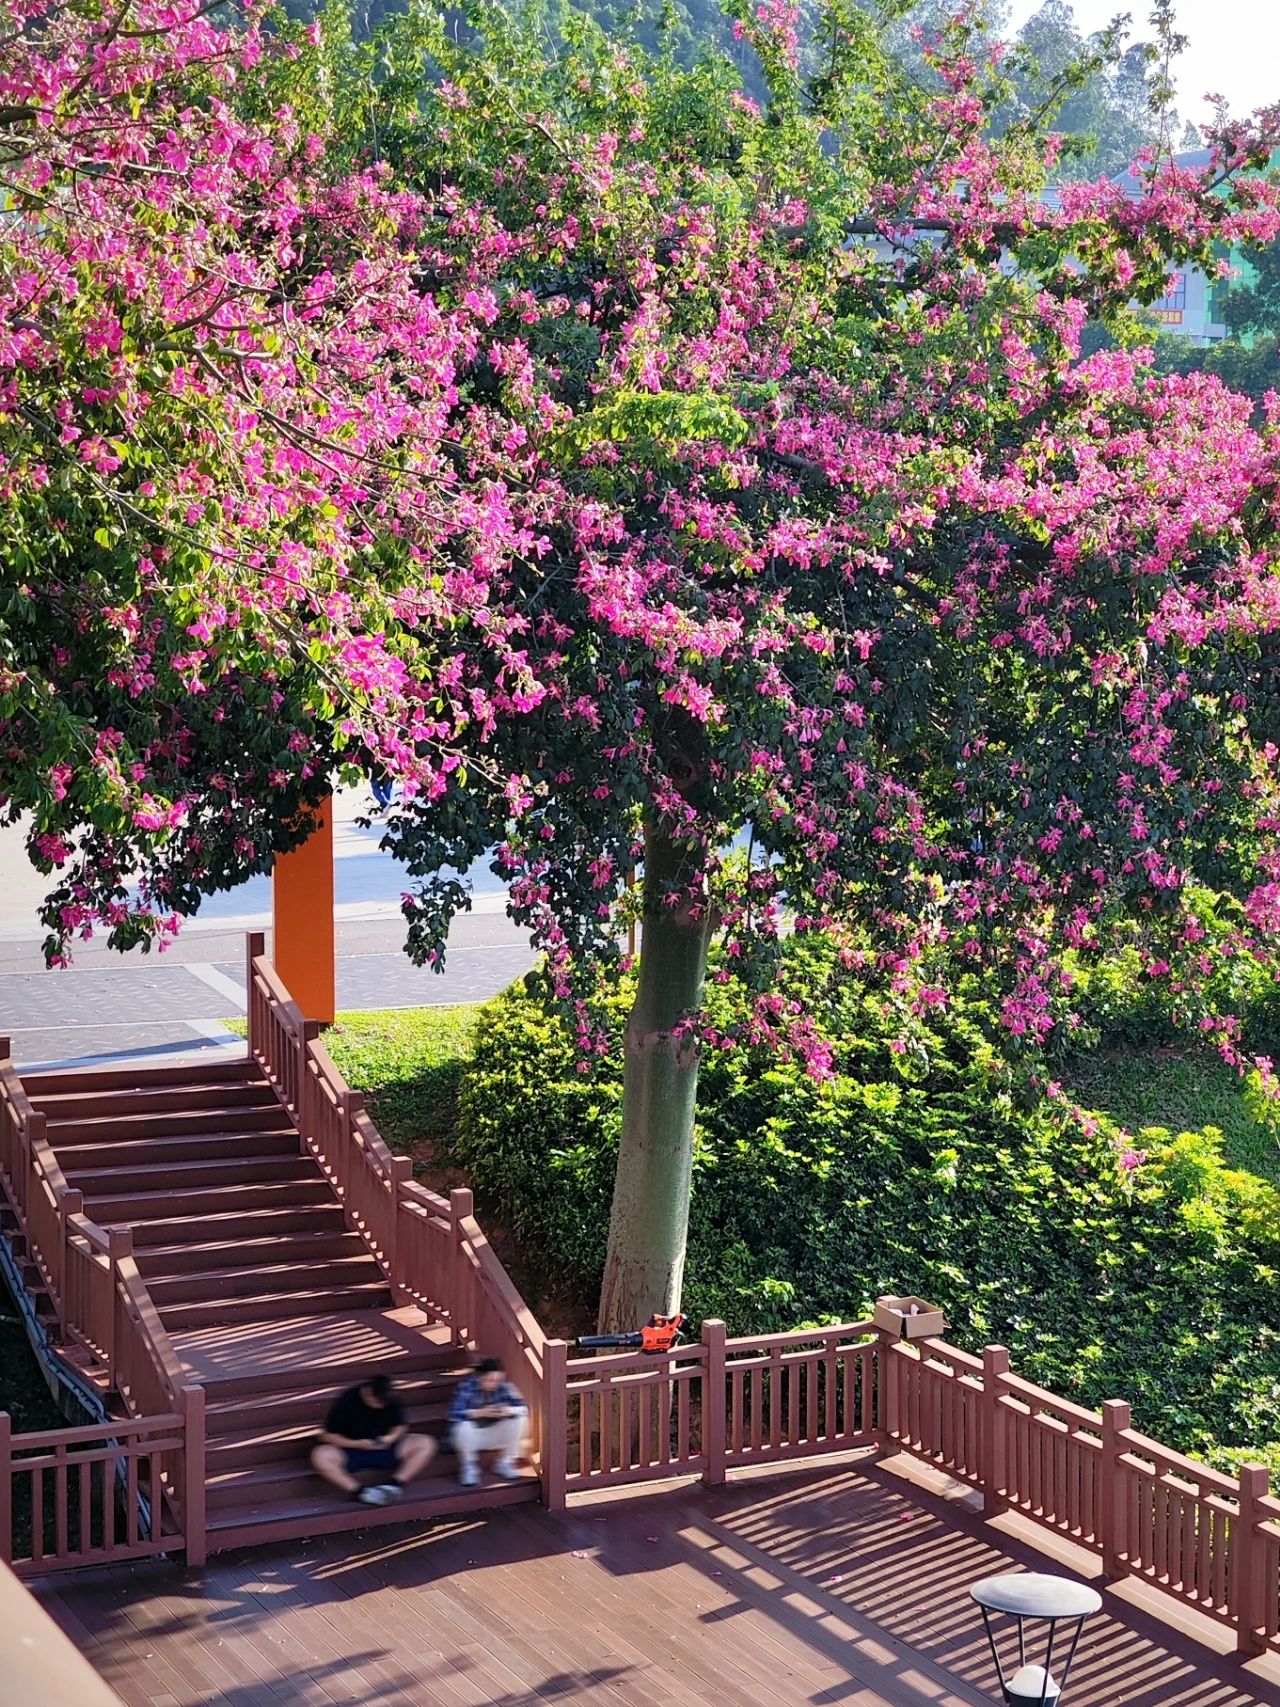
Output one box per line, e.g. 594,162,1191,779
245,937,547,1423
564,1343,707,1378
721,1321,878,1354
455,1209,546,1363
1113,1425,1241,1494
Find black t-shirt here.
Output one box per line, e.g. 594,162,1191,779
324,1384,405,1442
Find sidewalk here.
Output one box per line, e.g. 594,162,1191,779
0,792,533,1070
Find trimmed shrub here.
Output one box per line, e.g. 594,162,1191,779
450,939,1280,1466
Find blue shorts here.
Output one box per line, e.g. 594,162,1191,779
343,1443,400,1474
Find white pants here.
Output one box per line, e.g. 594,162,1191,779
453,1414,525,1470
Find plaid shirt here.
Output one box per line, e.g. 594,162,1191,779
449,1375,527,1426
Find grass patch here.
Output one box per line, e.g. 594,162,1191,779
223,1007,481,1156
321,1006,478,1153
1063,1048,1280,1184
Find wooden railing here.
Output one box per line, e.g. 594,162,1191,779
552,1340,709,1496
0,1044,205,1569
0,1412,187,1576
885,1331,1279,1658
543,1316,1278,1657
246,934,547,1470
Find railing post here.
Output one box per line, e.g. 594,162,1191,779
450,1189,475,1347
0,1411,11,1565
341,1087,364,1149
387,1156,413,1289
48,1146,78,1329
541,1339,569,1511
299,1018,320,1122
450,1186,474,1227
877,1324,902,1445
245,931,265,1060
701,1319,727,1486
981,1344,1011,1518
1101,1398,1132,1580
180,1385,206,1570
1234,1463,1269,1657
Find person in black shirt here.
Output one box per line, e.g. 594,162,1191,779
310,1374,436,1506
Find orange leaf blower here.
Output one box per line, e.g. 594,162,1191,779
577,1312,687,1354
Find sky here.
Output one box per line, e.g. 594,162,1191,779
1004,0,1280,125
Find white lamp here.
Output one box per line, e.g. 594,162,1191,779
1006,1665,1060,1705
969,1572,1101,1706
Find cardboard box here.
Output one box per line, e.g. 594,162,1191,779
873,1295,947,1340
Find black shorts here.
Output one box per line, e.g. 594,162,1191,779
343,1443,400,1474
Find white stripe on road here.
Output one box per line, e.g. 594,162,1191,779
185,1017,245,1045
185,963,248,1012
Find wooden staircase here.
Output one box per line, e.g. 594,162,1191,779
18,1051,539,1553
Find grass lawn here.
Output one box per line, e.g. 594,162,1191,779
227,1006,477,1156
1062,1047,1280,1184
317,1006,477,1155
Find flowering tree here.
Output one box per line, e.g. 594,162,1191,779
5,0,1280,1327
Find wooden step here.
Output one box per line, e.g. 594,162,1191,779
22,1057,261,1096
43,1104,294,1144
65,1154,318,1195
126,1202,349,1247
147,1255,386,1306
84,1177,336,1223
170,1308,455,1396
54,1129,302,1172
157,1280,394,1331
206,1406,458,1469
33,1080,280,1119
207,1444,527,1512
206,1372,464,1446
135,1228,369,1277
204,1473,537,1553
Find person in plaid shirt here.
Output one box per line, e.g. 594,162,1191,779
449,1356,528,1488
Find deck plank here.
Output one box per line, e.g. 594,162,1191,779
33,1459,1280,1707
169,1306,450,1386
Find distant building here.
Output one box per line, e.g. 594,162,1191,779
851,147,1266,349
1108,150,1229,347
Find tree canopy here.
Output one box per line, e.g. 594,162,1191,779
4,0,1280,1321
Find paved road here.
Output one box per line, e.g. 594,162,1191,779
0,791,534,1071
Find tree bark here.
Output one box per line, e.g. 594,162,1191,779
597,816,713,1334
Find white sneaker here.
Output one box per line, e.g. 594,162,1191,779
493,1458,523,1482
357,1483,402,1507
459,1464,480,1489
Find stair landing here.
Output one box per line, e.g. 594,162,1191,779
169,1305,452,1387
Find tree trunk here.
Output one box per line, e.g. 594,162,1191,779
597,816,713,1334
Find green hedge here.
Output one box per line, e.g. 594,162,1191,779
448,939,1280,1468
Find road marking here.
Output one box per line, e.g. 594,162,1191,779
185,1017,244,1045
186,963,248,1011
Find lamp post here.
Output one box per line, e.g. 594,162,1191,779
969,1573,1101,1706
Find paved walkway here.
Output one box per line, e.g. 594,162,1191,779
0,793,533,1070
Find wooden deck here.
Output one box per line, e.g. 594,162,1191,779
35,1454,1280,1707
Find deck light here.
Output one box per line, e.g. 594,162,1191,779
969,1572,1102,1706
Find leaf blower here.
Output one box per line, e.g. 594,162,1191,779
577,1311,687,1354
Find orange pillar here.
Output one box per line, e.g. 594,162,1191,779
272,798,335,1024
